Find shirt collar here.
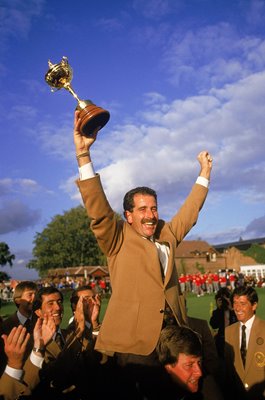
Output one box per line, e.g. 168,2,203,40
17,310,30,325
241,314,255,330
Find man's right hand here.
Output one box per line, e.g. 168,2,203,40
2,325,30,370
74,110,99,157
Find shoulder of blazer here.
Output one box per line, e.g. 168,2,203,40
1,312,19,332
225,321,240,336
252,315,265,331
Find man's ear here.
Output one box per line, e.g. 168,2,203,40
165,364,172,373
35,309,42,318
124,211,132,224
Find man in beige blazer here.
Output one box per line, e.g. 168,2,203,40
30,286,105,399
73,110,213,398
0,316,55,400
225,286,265,400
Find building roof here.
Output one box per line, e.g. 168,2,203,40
175,240,219,257
47,265,109,277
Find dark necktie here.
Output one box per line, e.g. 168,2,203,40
55,332,64,350
240,324,247,367
24,318,31,332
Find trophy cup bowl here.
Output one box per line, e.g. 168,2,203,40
45,57,110,137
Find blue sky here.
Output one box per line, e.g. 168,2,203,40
1,0,265,280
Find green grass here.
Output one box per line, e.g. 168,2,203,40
1,288,264,328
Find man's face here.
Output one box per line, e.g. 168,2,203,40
166,354,202,393
233,295,257,324
17,288,36,315
125,194,158,239
36,292,64,327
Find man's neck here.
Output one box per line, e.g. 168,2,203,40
18,308,31,319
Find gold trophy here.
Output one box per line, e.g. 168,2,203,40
45,56,110,136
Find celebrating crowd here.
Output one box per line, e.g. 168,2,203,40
0,110,264,399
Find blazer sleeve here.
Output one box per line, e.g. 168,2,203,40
0,372,32,400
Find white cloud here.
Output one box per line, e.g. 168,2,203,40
163,22,265,93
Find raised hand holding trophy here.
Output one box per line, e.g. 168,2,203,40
45,56,110,136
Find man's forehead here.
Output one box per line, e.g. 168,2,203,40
133,193,157,205
179,353,201,362
42,292,62,301
233,295,248,302
78,289,93,297
22,288,36,294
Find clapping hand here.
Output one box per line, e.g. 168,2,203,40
74,294,86,338
33,314,56,350
2,325,30,369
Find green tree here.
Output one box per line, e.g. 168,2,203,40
0,271,11,281
195,262,205,274
27,205,113,276
244,244,265,264
0,242,15,267
179,259,187,275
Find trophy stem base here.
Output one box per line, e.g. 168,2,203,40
79,104,110,137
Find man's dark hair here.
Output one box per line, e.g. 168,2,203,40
32,286,63,312
123,187,157,213
156,325,202,366
13,281,38,308
70,285,93,311
231,285,258,305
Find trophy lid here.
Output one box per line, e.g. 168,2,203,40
45,57,73,90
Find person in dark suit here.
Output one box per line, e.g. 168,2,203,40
73,110,213,397
209,287,237,358
225,286,265,400
0,280,38,376
68,285,122,399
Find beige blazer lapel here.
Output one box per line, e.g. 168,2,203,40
164,242,172,286
232,323,245,379
147,239,164,286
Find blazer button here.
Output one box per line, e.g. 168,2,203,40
159,309,164,313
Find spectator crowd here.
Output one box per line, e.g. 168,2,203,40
0,272,264,399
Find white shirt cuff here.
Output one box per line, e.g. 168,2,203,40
196,176,209,188
5,365,23,380
30,350,44,368
79,162,96,181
